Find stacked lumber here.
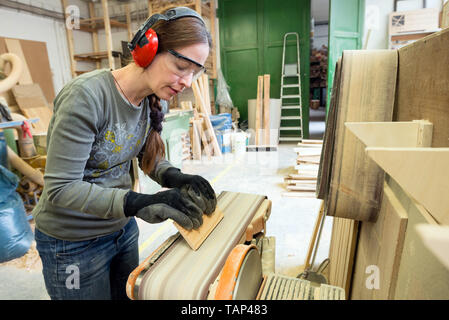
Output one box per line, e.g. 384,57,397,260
282,139,322,198
190,74,222,160
310,45,328,89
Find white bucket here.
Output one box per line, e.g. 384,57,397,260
231,132,248,155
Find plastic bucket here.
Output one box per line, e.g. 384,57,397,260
231,132,247,155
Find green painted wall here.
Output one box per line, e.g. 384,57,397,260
327,0,365,113
218,0,311,138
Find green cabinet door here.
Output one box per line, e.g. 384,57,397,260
327,0,365,113
219,0,311,138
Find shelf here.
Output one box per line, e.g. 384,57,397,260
79,17,128,32
74,51,122,62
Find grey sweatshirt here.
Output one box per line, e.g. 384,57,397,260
33,69,172,241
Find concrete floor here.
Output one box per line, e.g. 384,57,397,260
0,113,330,300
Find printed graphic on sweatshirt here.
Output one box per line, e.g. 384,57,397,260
84,120,150,182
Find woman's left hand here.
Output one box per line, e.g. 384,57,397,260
162,167,217,214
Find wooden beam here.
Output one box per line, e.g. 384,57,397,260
125,4,133,42
210,0,217,79
366,147,449,225
345,120,433,148
195,0,202,15
255,75,263,145
88,2,101,69
61,0,77,78
263,74,270,145
101,0,115,70
192,80,222,156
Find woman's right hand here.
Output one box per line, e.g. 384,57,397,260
123,189,203,230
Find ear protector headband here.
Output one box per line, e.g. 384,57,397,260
128,7,206,68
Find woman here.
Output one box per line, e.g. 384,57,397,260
33,7,217,300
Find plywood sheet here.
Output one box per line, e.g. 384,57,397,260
326,50,398,221
350,182,408,300
394,28,449,147
328,216,359,298
317,57,342,200
19,39,56,104
388,177,449,300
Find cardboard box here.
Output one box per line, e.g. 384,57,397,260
389,8,440,34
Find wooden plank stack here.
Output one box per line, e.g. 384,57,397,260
282,139,322,198
189,74,222,160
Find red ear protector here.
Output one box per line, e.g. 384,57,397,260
128,7,205,68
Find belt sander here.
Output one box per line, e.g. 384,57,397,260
126,191,345,300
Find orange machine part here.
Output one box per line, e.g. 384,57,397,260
214,244,257,300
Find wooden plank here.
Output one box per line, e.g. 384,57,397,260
101,0,115,70
255,76,263,145
345,120,433,148
366,147,449,225
11,83,52,135
89,2,101,69
263,74,270,145
61,0,77,78
304,201,324,270
328,216,358,298
351,181,408,300
191,120,202,160
192,80,221,156
197,119,211,160
394,28,449,147
326,50,398,222
389,177,449,299
173,207,224,251
316,58,342,200
4,38,32,85
19,39,56,104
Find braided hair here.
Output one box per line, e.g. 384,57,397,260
141,94,165,174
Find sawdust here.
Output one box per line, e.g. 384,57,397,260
0,241,42,271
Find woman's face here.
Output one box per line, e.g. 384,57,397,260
147,42,209,100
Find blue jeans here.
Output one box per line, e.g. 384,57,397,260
35,218,139,300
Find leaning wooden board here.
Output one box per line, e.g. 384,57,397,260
350,181,408,300
394,28,449,147
11,83,53,135
326,50,398,222
316,57,342,200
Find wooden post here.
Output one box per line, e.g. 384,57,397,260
195,0,202,15
210,0,217,79
101,0,115,70
88,2,101,69
148,0,152,18
263,74,270,145
125,4,133,42
255,76,263,145
61,0,77,78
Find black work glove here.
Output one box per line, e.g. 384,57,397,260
123,189,203,230
162,167,217,215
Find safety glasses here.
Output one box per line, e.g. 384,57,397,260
167,49,206,82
